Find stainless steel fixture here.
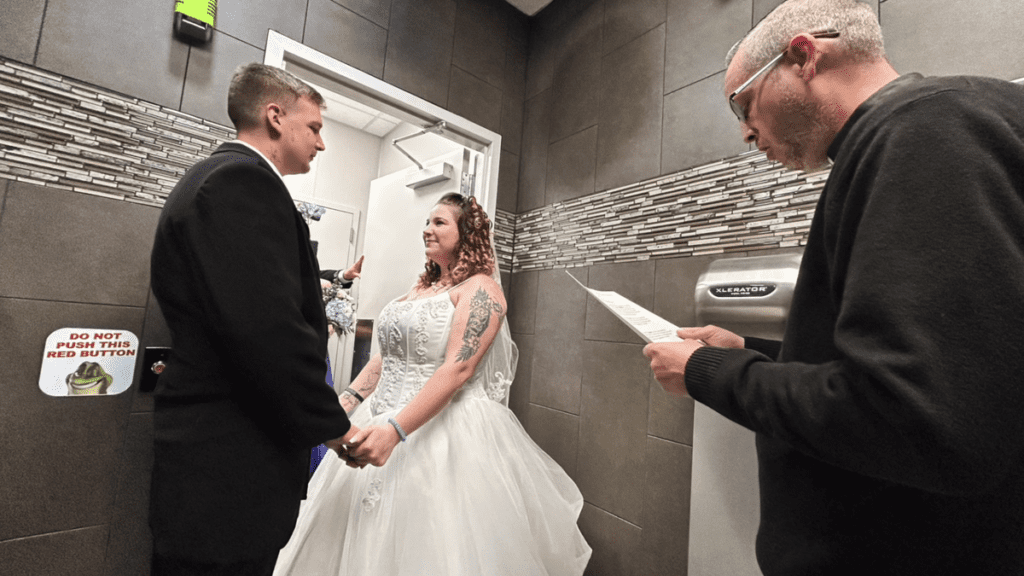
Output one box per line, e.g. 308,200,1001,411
689,252,802,576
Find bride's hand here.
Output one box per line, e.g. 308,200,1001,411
347,425,401,467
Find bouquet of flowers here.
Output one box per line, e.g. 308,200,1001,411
322,278,357,336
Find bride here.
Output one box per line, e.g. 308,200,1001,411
274,192,591,575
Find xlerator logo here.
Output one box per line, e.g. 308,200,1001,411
709,284,777,298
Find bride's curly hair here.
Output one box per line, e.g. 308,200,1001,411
418,192,495,289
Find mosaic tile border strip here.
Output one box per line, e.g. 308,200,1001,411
510,152,829,272
0,58,233,207
0,57,825,276
0,58,517,272
493,209,515,273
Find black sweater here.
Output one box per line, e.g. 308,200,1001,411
687,75,1024,575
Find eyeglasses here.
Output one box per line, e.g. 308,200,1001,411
728,29,840,123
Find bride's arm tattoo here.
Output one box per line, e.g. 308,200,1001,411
456,288,504,362
341,356,383,414
355,362,381,395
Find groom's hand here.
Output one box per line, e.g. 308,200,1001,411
325,425,365,468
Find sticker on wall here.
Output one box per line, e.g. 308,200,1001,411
38,328,139,396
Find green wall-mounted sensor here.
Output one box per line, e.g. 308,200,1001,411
173,0,216,43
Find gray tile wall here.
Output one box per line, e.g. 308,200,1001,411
518,0,890,218
513,0,1024,574
0,185,160,576
34,0,190,111
882,0,1024,79
0,1,527,573
0,0,46,65
596,24,664,192
304,0,389,78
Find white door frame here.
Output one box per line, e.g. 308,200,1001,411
263,30,502,218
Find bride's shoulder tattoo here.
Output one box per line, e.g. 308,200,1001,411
456,287,504,362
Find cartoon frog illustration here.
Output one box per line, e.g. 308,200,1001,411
65,362,113,395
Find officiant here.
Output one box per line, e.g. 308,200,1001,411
643,1,1024,574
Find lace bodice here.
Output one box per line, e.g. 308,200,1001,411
369,291,511,415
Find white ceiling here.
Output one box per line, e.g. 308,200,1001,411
317,86,401,138
505,0,554,16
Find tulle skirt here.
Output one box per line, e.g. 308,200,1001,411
273,393,592,575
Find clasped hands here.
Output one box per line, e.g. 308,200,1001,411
643,325,743,397
324,423,402,469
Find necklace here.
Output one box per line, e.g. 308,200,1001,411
431,279,452,292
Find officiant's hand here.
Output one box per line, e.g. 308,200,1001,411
675,325,743,349
346,425,401,467
644,337,708,397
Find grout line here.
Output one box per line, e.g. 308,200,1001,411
647,431,693,448
664,68,727,98
0,295,147,309
585,501,643,530
0,523,108,544
381,0,396,81
302,0,310,43
0,181,8,231
179,46,191,112
33,0,50,66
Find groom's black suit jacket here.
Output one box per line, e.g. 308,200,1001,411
149,142,351,562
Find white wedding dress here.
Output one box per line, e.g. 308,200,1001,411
274,291,592,575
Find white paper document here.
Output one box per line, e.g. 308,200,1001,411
566,271,683,343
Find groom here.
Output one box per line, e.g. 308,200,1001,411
149,63,357,575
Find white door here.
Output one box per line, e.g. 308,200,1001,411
358,150,469,358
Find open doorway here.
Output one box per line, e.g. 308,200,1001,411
264,31,502,390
